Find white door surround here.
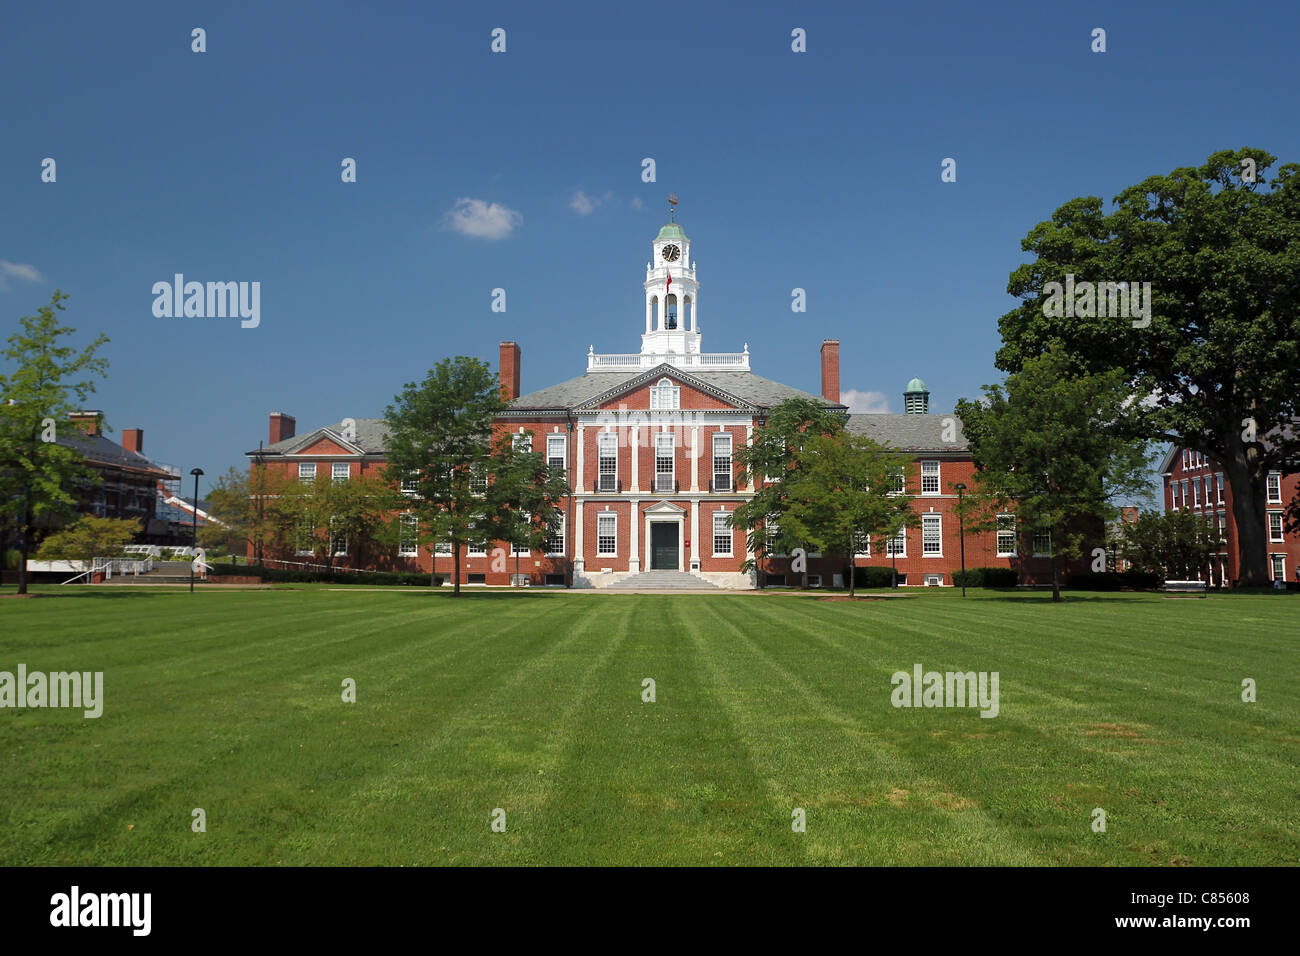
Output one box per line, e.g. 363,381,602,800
643,500,686,572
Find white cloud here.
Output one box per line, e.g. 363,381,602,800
630,196,643,210
443,198,521,239
569,189,617,215
841,389,891,414
0,260,43,290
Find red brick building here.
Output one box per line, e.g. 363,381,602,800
248,218,1069,588
1159,444,1300,586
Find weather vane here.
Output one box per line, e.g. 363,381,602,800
668,193,678,222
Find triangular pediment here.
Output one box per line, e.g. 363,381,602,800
284,429,365,457
645,500,687,515
577,363,754,412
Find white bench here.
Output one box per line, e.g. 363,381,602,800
1162,579,1208,595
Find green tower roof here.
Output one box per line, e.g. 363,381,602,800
904,377,929,393
656,223,686,241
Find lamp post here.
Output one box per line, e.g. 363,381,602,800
190,467,204,593
955,482,968,597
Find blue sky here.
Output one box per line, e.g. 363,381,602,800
2,0,1296,493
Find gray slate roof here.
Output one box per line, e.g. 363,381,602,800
846,413,969,453
57,432,169,473
252,419,389,456
511,367,835,411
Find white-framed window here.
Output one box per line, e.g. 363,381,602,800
996,514,1016,556
712,433,733,491
765,517,787,557
470,465,487,495
921,460,940,495
295,519,314,556
513,432,533,454
1216,472,1225,505
1181,479,1189,509
597,512,617,555
467,516,487,557
597,432,618,492
1268,512,1284,542
547,435,566,475
333,462,350,483
889,471,906,495
922,514,942,556
398,513,419,556
886,526,906,557
511,511,531,556
298,462,316,484
713,511,733,557
1192,477,1202,508
655,432,675,492
650,377,680,410
434,537,453,555
1271,554,1286,581
1169,482,1178,511
546,513,565,555
1032,527,1052,556
329,517,347,556
1217,512,1227,543
401,469,419,495
853,531,870,558
1182,449,1189,470
1267,473,1282,503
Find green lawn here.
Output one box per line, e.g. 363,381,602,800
0,587,1296,866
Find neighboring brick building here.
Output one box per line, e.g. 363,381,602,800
248,217,1070,588
1160,444,1300,586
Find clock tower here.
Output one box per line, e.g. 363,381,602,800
642,201,700,357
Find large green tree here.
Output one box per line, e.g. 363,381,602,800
198,465,286,560
956,347,1153,602
265,471,400,571
36,515,140,568
0,291,109,593
382,357,506,595
994,148,1300,586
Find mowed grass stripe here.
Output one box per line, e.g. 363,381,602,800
690,598,1046,865
534,596,805,866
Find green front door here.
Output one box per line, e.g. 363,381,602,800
650,522,678,570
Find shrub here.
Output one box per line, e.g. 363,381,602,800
1117,569,1161,590
207,564,441,587
1066,570,1162,591
853,566,901,588
953,567,1019,588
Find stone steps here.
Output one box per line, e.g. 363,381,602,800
605,570,720,590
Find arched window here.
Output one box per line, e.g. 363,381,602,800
683,295,692,328
665,294,678,329
650,296,659,328
650,377,680,410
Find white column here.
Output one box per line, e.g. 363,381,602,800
573,499,585,574
690,499,700,572
690,289,697,332
629,500,640,572
631,426,639,493
645,293,652,334
575,424,585,492
691,426,700,492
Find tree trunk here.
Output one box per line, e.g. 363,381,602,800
453,541,461,596
1223,437,1271,587
1051,552,1061,602
17,485,31,596
847,537,855,598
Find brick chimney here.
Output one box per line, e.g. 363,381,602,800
499,341,521,402
269,412,296,445
820,340,840,404
122,428,144,454
69,410,103,437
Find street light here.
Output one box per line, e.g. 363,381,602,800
955,482,968,597
190,467,204,593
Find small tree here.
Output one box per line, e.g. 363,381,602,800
482,432,571,583
0,291,109,593
734,397,846,587
200,465,286,561
1120,510,1221,582
955,346,1154,602
383,357,506,595
36,515,141,569
265,472,398,570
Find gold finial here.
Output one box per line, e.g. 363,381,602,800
667,193,678,222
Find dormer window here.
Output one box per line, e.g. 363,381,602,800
650,378,680,410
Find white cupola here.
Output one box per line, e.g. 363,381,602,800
642,201,700,357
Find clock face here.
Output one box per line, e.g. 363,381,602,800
661,244,680,262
